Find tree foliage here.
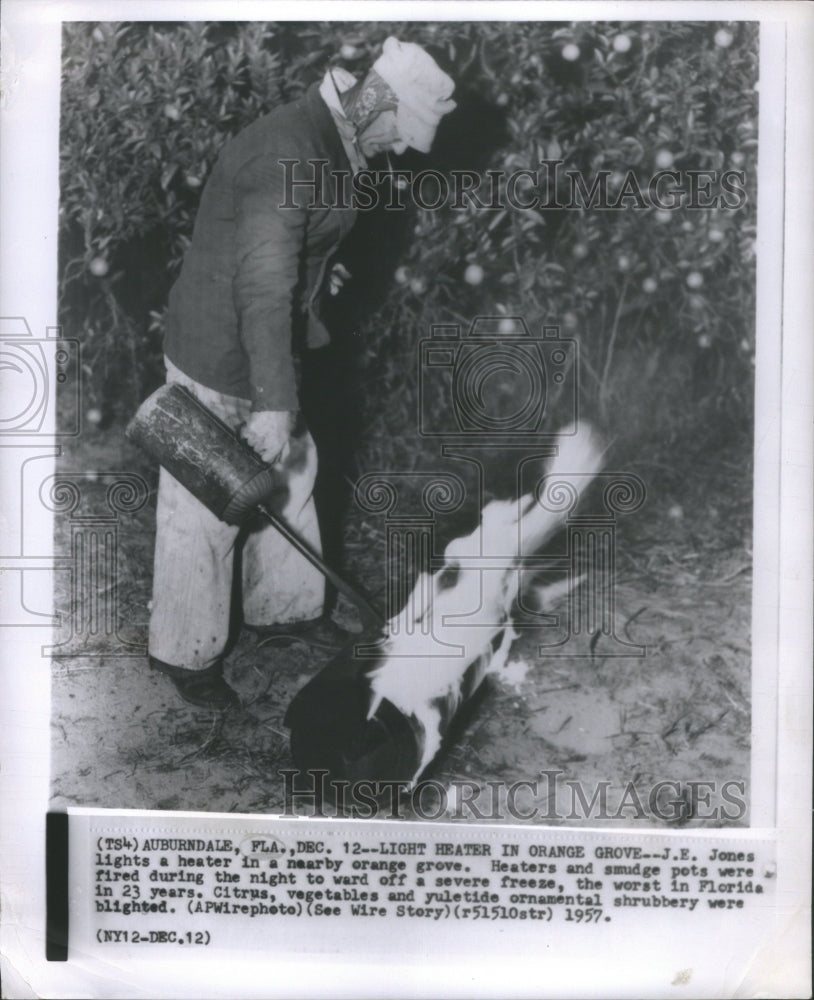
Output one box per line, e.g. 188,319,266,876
59,20,758,458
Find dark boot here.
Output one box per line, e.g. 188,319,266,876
149,656,240,710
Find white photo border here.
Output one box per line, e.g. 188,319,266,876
0,2,810,997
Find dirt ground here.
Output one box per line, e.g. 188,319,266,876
49,420,752,827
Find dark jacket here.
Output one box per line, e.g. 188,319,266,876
164,83,357,410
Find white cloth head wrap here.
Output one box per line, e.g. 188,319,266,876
372,36,456,152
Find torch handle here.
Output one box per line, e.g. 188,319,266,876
256,503,384,630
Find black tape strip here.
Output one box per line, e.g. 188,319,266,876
45,811,69,961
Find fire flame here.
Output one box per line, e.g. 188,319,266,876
366,423,604,781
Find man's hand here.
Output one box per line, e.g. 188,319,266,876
328,262,352,296
241,410,295,465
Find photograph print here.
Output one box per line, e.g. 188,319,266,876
48,19,759,827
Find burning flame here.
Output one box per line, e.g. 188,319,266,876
366,423,604,781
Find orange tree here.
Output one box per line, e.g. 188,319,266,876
59,20,757,459
345,21,758,466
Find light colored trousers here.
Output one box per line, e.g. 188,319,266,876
148,359,324,670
